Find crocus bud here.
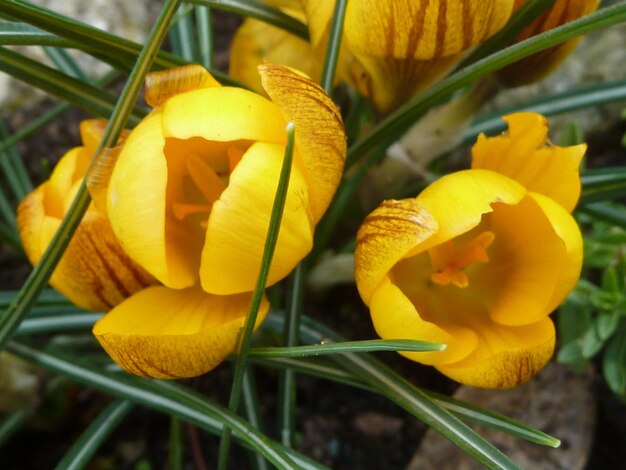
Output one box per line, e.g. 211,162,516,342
302,0,514,113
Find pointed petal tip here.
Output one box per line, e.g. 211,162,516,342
259,63,347,222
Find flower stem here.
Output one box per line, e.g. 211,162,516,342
217,122,298,470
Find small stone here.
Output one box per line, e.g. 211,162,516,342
407,362,596,470
354,411,403,438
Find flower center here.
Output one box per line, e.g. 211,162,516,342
169,142,246,228
429,231,495,288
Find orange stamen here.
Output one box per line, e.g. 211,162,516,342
430,231,495,288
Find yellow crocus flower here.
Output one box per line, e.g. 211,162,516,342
355,113,585,388
302,0,515,113
17,120,157,311
93,64,346,378
229,1,319,95
497,0,600,86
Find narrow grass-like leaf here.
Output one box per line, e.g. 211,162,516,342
0,289,67,307
0,0,183,353
341,351,520,469
169,416,184,470
581,168,626,189
170,5,198,61
186,0,309,40
0,118,32,196
278,265,304,448
196,4,214,69
55,399,133,470
263,353,559,448
0,408,29,446
0,47,147,125
580,203,626,229
317,3,626,250
8,310,562,449
17,313,103,337
249,339,445,358
580,168,626,204
465,79,626,143
218,122,298,470
458,0,556,68
0,102,69,155
44,46,87,80
314,138,390,254
265,314,521,469
243,368,270,470
271,315,560,449
0,70,120,158
7,342,328,470
425,391,560,448
0,0,236,86
320,0,347,94
0,222,20,251
0,20,71,46
0,187,16,228
0,117,30,201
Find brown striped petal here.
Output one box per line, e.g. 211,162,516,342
497,0,600,86
259,63,347,222
437,317,555,388
355,198,438,304
94,285,268,379
18,187,156,312
344,0,514,60
17,122,157,312
343,0,513,112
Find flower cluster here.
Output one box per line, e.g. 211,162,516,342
19,64,346,379
17,1,593,390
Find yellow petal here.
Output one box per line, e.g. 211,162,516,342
144,64,221,107
79,119,107,151
79,118,129,151
391,246,554,385
259,63,346,222
437,317,555,388
162,86,287,144
345,0,512,112
530,192,583,313
107,110,200,289
471,195,568,326
415,169,526,250
18,187,156,311
345,53,462,114
471,113,585,211
201,142,314,295
355,198,438,305
301,1,334,50
230,15,319,95
498,0,600,86
370,278,478,365
93,285,268,379
43,147,88,218
344,0,514,60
